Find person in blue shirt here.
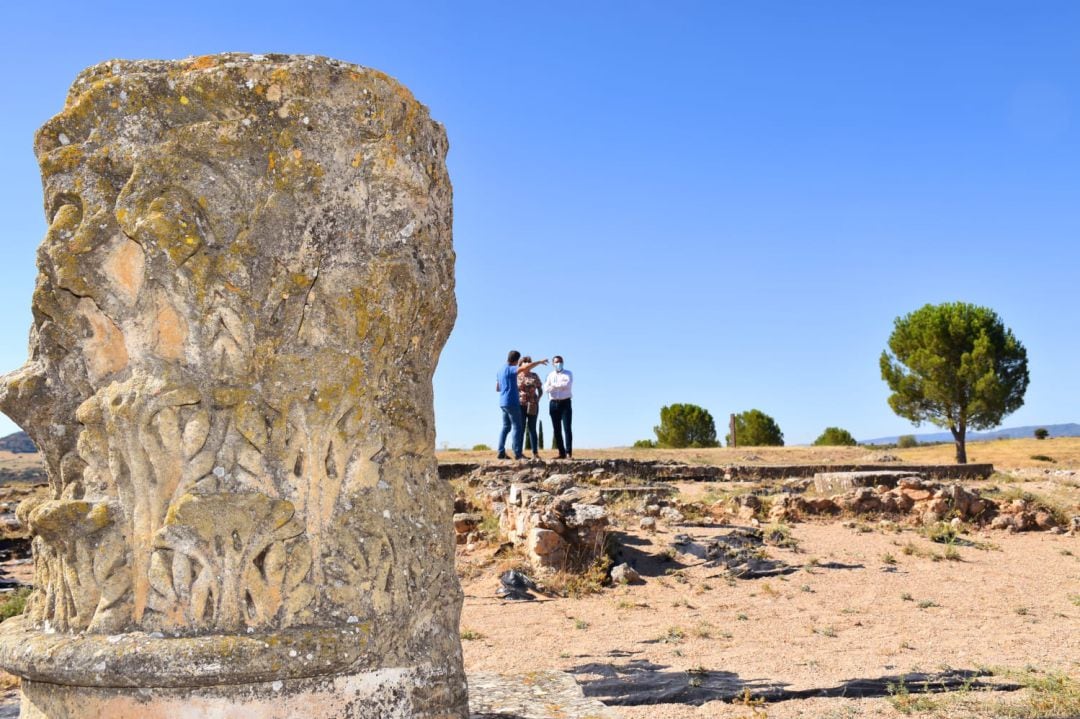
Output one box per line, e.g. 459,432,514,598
496,350,548,459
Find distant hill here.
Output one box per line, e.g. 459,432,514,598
0,431,36,454
861,423,1080,445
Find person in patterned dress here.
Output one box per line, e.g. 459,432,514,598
517,356,543,458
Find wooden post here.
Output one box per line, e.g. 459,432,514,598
729,413,737,448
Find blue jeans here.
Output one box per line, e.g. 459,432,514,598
498,405,525,458
549,398,572,457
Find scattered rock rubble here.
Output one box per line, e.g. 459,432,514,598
449,463,1079,590
768,476,1072,532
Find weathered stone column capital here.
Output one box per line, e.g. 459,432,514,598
0,53,466,718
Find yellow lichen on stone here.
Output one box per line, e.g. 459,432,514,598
186,55,218,72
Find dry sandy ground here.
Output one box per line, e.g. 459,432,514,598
458,472,1080,718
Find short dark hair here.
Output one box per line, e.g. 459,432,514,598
519,355,532,365
553,355,564,363
507,350,521,364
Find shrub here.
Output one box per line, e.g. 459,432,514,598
813,427,857,446
1034,427,1049,440
472,444,491,451
726,409,784,447
632,439,657,448
897,435,919,449
653,404,720,448
1030,454,1055,463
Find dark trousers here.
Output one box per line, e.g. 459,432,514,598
523,411,539,454
549,398,572,457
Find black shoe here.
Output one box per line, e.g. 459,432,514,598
496,452,509,460
557,453,567,459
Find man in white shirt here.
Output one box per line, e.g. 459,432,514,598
543,355,574,459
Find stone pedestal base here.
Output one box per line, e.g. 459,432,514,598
19,672,462,719
0,670,614,719
0,618,467,718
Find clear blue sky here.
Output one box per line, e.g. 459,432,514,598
1,2,1077,448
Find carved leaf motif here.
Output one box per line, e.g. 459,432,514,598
283,539,312,590
285,584,316,620
147,492,312,632
190,566,214,622
147,551,175,602
171,552,193,604
234,400,268,451
24,499,125,633
181,408,211,458
263,543,287,586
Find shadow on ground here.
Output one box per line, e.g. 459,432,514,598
608,531,690,578
569,659,1020,706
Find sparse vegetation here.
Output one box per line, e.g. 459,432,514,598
763,523,798,549
0,588,30,622
888,678,942,714
813,426,857,446
471,444,491,451
1034,427,1049,440
897,434,919,449
693,621,715,638
1030,454,1055,463
923,521,960,545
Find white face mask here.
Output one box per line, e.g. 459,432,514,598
554,362,563,371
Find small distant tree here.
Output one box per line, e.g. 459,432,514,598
653,404,720,448
897,434,919,449
881,302,1029,464
813,427,857,446
1034,427,1049,440
633,439,657,448
472,443,491,451
726,409,784,447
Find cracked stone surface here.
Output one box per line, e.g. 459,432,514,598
469,672,617,718
0,52,465,717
